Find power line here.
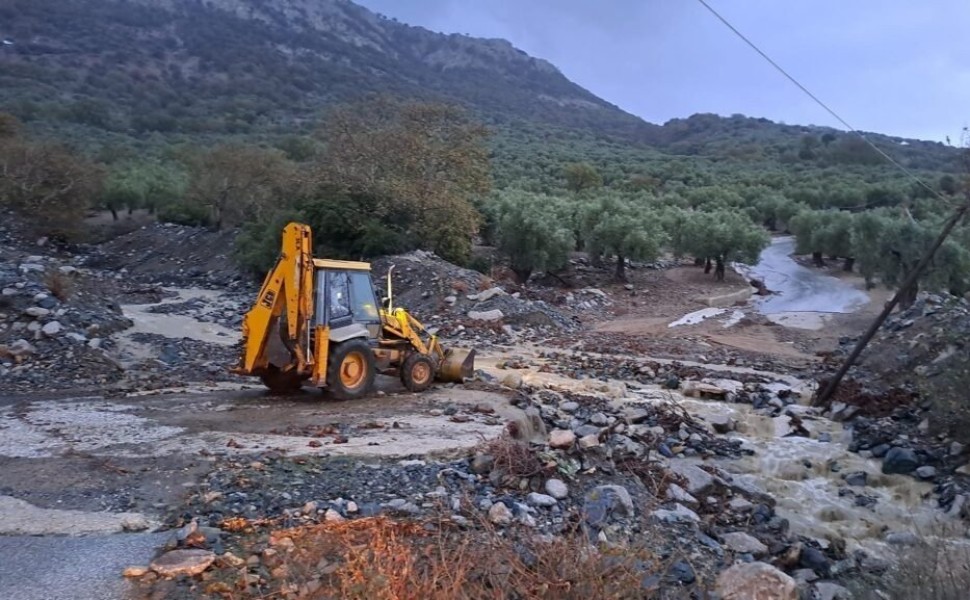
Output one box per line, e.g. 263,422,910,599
694,0,949,203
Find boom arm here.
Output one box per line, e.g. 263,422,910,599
238,223,315,375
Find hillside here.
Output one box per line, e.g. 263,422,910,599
0,0,654,140
0,0,961,177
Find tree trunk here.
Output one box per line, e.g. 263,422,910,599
693,257,705,267
511,267,532,285
590,252,603,268
704,258,712,274
714,256,726,282
615,254,626,281
110,208,118,221
127,205,134,216
898,281,919,309
842,257,855,272
812,251,825,267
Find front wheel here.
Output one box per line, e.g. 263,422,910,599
401,353,435,392
327,339,376,400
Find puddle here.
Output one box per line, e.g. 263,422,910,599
0,495,157,535
113,287,239,365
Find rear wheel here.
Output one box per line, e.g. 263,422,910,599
401,353,435,392
259,366,303,394
327,339,376,400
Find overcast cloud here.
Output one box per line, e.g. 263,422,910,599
357,0,970,142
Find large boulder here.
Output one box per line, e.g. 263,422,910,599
881,447,919,475
715,562,797,600
150,549,215,578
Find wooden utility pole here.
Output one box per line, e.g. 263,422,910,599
814,198,970,406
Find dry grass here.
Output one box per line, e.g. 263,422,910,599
477,434,546,480
43,268,74,301
245,516,656,600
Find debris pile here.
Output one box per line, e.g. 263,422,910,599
151,381,884,598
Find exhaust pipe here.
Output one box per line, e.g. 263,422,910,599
437,348,476,383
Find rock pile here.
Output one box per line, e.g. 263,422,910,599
162,381,885,597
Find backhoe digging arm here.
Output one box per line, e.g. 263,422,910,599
237,223,315,375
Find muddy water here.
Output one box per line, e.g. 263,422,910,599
628,387,968,559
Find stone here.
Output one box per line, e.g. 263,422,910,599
526,492,557,507
589,412,608,426
881,447,919,475
123,566,149,578
951,441,965,456
121,515,151,532
150,549,216,578
23,306,50,318
324,509,345,523
665,560,696,585
799,546,831,576
443,295,457,305
651,503,699,524
710,414,736,433
885,531,920,546
844,471,867,487
814,581,853,600
560,401,579,413
715,562,798,600
488,502,513,526
545,478,569,499
666,483,697,506
583,485,634,526
578,434,600,449
467,309,503,322
41,321,62,336
0,338,36,360
668,463,715,495
728,497,753,512
500,371,523,389
721,532,768,556
467,287,506,302
346,501,358,514
548,429,576,449
915,465,937,479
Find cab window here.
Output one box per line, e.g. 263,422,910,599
349,271,380,322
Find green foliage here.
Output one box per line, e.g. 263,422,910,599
492,190,574,282
563,162,603,193
580,195,667,280
669,209,770,280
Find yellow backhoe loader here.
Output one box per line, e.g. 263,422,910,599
232,222,476,398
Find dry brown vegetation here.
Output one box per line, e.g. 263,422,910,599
43,268,74,302
216,517,660,600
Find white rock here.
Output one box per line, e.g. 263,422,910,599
23,307,50,318
41,321,62,336
324,508,345,522
88,338,102,349
814,581,854,600
668,463,715,495
721,531,769,555
666,483,698,506
548,429,576,449
545,478,568,499
500,371,523,389
121,515,150,532
488,502,513,526
468,309,503,321
526,492,557,507
651,503,699,523
443,295,457,305
715,562,797,600
578,433,600,449
467,287,506,302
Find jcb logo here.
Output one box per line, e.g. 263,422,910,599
260,290,276,308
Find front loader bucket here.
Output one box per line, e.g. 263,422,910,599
437,348,476,383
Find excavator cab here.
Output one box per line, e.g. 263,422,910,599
234,222,475,399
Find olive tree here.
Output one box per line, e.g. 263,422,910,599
493,190,574,283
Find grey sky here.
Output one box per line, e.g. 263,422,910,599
357,0,969,143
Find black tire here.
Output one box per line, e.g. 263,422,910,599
259,366,303,394
401,353,436,393
327,338,376,400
